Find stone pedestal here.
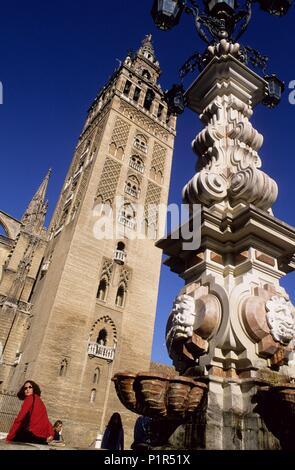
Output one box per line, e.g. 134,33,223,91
156,41,295,450
114,40,295,450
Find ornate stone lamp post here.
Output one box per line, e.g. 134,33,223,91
114,0,295,450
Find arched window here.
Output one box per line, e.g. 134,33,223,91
59,359,68,377
133,134,148,153
90,388,96,403
123,79,132,96
109,142,117,156
125,175,140,198
142,69,151,80
116,147,124,160
143,218,149,237
97,278,107,301
118,203,136,230
97,328,108,345
109,142,123,160
157,170,163,184
117,242,125,251
114,242,126,265
150,166,157,181
129,155,144,173
93,367,100,385
116,285,126,307
144,89,155,111
133,87,141,102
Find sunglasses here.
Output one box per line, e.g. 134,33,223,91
24,385,33,390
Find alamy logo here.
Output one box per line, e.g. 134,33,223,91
92,197,202,251
289,80,295,105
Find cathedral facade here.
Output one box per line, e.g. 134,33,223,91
0,36,176,447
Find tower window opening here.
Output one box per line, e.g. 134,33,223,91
123,80,132,96
97,328,108,346
97,278,107,301
90,388,96,403
133,134,147,153
114,242,126,265
144,89,155,111
125,175,140,198
116,285,126,307
93,367,100,385
129,155,144,173
133,87,141,102
59,359,68,377
157,104,164,119
142,69,151,80
118,203,136,229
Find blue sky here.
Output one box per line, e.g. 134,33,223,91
0,2,295,365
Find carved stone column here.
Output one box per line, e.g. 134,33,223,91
157,40,295,450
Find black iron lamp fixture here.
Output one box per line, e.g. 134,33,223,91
151,0,292,110
258,0,292,16
263,74,285,108
164,84,186,115
151,0,185,30
151,0,293,42
204,0,237,14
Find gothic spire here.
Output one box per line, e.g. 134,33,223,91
22,169,51,234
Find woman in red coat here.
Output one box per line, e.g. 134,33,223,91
7,380,54,444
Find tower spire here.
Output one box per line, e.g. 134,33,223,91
22,169,51,234
136,33,160,70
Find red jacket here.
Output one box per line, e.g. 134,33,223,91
7,394,54,441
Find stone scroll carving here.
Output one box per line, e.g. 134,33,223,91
182,40,278,211
266,296,295,346
229,167,278,210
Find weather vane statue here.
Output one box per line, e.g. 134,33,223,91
113,0,295,451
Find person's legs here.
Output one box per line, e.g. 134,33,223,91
13,429,47,445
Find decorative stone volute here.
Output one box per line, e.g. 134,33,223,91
183,42,278,212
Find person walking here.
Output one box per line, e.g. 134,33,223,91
6,380,54,444
101,412,124,450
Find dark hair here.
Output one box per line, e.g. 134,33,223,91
107,412,122,430
53,420,63,428
17,380,41,400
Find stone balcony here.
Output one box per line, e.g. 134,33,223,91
87,342,115,361
129,160,144,174
118,215,135,230
113,249,126,265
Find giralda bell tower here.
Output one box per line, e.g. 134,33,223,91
8,35,176,447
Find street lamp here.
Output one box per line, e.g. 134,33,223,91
204,0,237,14
151,0,292,111
263,74,285,108
164,84,186,115
258,0,292,15
151,0,185,30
